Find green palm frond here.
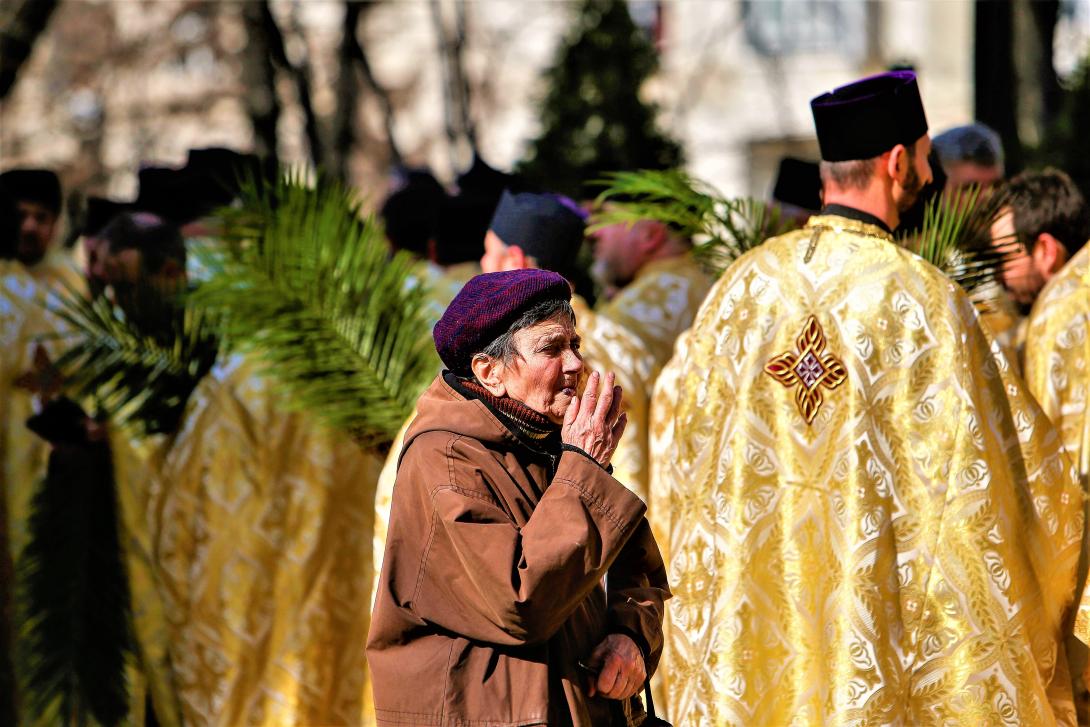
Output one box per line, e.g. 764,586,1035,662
49,285,220,436
593,169,797,278
900,184,1017,294
193,172,434,447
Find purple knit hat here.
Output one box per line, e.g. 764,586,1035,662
434,269,572,375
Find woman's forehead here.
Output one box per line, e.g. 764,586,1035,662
517,316,577,343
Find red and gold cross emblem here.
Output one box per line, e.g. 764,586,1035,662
764,315,847,425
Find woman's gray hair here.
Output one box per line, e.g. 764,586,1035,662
472,297,576,367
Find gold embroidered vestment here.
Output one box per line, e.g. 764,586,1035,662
648,215,1084,725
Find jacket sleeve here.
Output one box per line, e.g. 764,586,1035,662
605,518,671,676
404,441,647,646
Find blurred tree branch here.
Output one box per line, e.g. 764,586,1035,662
0,0,59,99
431,0,477,172
975,0,1022,170
336,0,403,179
261,0,324,169
241,2,282,167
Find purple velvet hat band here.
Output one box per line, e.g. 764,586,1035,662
810,70,929,162
433,269,572,375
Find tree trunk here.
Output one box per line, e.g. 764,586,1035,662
974,0,1023,172
240,2,282,167
337,0,404,178
0,0,59,99
332,2,364,182
1028,0,1062,125
260,0,324,170
430,0,476,174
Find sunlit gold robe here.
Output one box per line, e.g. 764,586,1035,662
1026,243,1090,494
1,253,84,561
975,280,1027,376
130,354,383,726
1024,245,1090,658
649,215,1084,725
581,255,710,501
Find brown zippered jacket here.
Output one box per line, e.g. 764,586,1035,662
367,374,671,726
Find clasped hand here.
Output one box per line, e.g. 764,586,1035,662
561,371,626,467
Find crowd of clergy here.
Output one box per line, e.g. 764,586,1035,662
2,68,1089,726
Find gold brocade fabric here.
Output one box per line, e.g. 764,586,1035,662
136,354,383,726
111,430,184,727
649,215,1084,725
1024,245,1090,646
1,254,84,562
975,280,1027,376
580,256,711,501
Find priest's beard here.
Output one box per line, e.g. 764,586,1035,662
898,149,924,214
896,163,925,214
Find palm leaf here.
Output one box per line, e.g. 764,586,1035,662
48,284,220,436
899,183,1018,294
18,400,132,727
192,172,435,447
593,169,797,278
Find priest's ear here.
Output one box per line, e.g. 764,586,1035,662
504,244,529,271
885,143,911,186
1031,232,1069,277
637,220,669,256
470,353,507,396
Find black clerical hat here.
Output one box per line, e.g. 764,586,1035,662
436,192,493,266
489,190,586,273
457,154,515,198
772,157,822,211
382,170,447,256
185,147,267,204
810,71,929,162
83,196,133,237
0,168,62,213
135,166,216,224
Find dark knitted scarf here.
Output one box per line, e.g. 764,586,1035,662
446,372,560,444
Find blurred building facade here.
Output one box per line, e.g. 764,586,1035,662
1,0,1087,208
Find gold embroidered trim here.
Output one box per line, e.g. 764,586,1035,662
764,315,848,425
804,214,894,243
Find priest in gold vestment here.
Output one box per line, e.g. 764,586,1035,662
649,72,1084,725
1024,241,1090,674
587,219,711,500
1,169,84,567
80,213,385,726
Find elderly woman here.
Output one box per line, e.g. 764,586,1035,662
368,269,671,726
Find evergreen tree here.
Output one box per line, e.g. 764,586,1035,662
520,0,683,198
1029,52,1090,201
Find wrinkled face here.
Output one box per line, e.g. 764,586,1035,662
895,136,934,214
16,200,57,266
990,208,1045,305
499,315,584,424
591,222,643,290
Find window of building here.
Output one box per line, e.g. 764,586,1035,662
742,0,866,58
